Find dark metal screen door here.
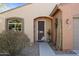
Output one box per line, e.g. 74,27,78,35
38,21,44,40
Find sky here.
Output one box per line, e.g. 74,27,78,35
0,3,25,13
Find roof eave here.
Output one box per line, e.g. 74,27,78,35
0,3,32,14
50,5,59,16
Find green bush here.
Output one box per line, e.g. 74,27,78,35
0,31,30,55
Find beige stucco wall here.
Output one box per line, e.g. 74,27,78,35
59,4,79,50
45,18,51,40
0,15,5,33
0,3,56,43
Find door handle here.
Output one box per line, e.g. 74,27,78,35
39,31,44,33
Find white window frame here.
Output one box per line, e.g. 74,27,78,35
8,20,22,32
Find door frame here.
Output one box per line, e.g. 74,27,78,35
36,20,46,41
34,16,53,42
37,20,46,41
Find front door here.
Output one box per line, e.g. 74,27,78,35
38,21,44,41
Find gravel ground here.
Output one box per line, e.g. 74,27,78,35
17,42,39,56
54,50,77,56
49,42,77,56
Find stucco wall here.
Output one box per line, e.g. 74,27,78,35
45,18,51,40
59,4,79,50
0,3,55,43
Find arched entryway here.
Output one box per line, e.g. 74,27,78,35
34,16,53,42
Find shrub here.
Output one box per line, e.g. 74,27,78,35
0,31,30,55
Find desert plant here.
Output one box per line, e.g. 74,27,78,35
47,29,51,42
0,31,30,55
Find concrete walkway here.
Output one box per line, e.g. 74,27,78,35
73,50,79,55
38,42,55,56
17,42,77,56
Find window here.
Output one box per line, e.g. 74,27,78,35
7,17,23,32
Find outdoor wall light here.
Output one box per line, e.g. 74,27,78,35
66,19,69,24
